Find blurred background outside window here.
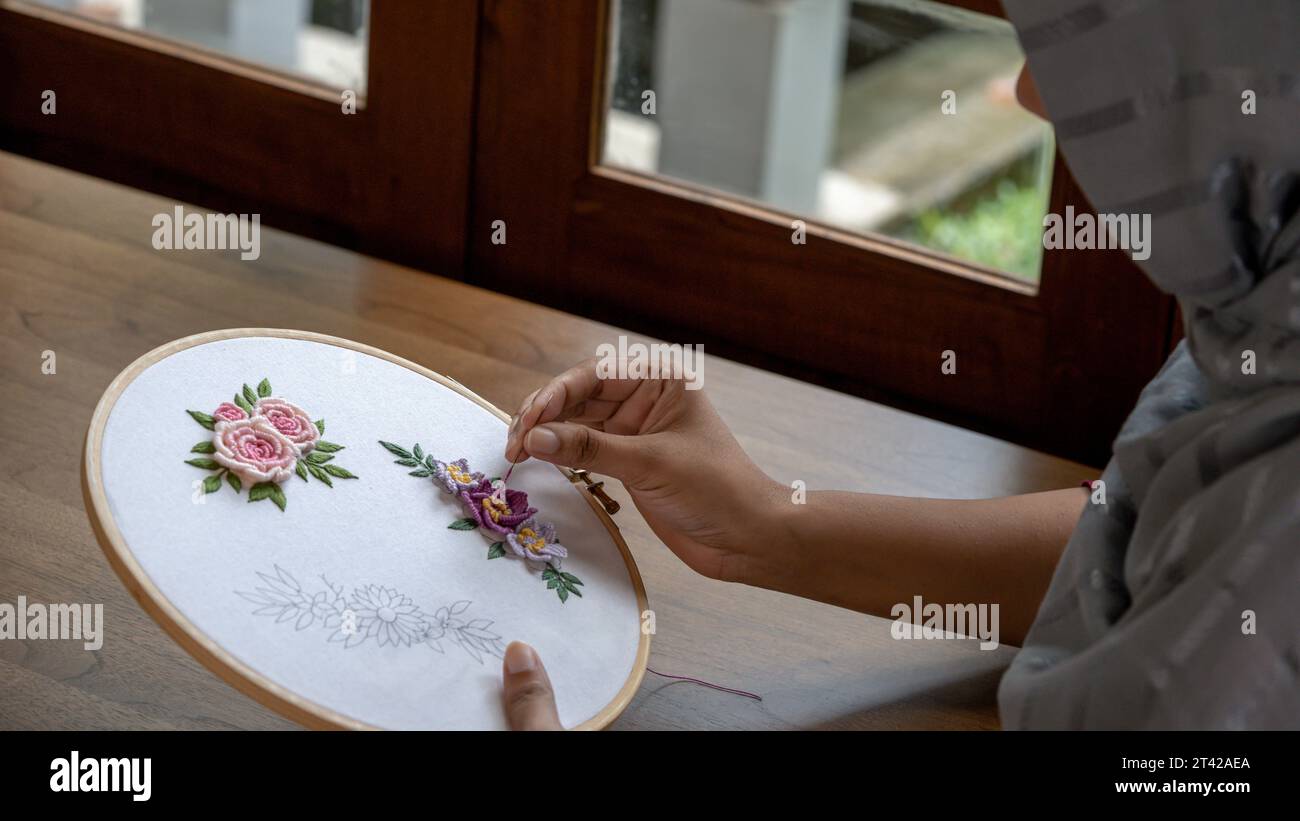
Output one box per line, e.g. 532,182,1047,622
31,0,369,92
604,0,1055,283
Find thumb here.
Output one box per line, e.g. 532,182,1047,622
502,642,563,731
523,422,650,481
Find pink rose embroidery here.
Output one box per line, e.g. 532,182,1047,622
254,397,319,454
186,378,356,511
213,402,248,423
213,418,299,485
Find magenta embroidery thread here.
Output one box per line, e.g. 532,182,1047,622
645,667,763,701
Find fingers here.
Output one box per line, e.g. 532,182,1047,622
505,363,595,462
523,422,652,483
505,389,541,463
603,375,665,435
566,398,623,424
501,641,563,731
505,359,645,462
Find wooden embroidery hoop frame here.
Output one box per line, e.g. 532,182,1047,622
81,328,651,730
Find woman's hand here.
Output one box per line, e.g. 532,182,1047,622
501,641,562,730
504,358,785,584
503,360,1088,645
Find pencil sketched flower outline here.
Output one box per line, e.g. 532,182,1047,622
419,600,506,663
235,565,503,664
235,565,316,630
347,584,426,648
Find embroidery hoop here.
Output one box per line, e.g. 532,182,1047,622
81,328,650,730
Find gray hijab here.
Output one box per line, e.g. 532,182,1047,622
998,0,1300,728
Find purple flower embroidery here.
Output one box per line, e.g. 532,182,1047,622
432,458,483,494
506,518,567,563
459,479,537,535
381,450,586,604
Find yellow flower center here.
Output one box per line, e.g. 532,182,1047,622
518,527,546,553
481,496,511,521
448,464,472,484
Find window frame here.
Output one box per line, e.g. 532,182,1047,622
0,0,478,273
468,0,1178,465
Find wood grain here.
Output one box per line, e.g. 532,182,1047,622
0,152,1094,730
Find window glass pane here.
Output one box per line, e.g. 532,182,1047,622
31,0,369,93
603,0,1054,283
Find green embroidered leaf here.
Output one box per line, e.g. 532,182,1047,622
242,384,258,405
202,474,223,494
226,472,242,493
256,378,272,398
314,440,344,453
408,469,432,478
295,461,308,482
379,441,413,459
314,419,325,435
190,441,216,454
448,518,478,531
323,464,357,479
305,451,334,465
396,458,421,467
488,476,501,484
487,542,506,560
248,482,275,503
246,481,287,509
185,457,220,470
233,392,254,415
413,443,424,461
424,455,437,471
187,410,216,430
541,563,580,601
307,464,333,487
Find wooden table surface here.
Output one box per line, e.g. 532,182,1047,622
0,152,1094,730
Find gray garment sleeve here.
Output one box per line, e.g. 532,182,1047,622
999,341,1300,728
997,0,1300,730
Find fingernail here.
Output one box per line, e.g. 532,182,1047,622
504,641,538,675
527,426,561,455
